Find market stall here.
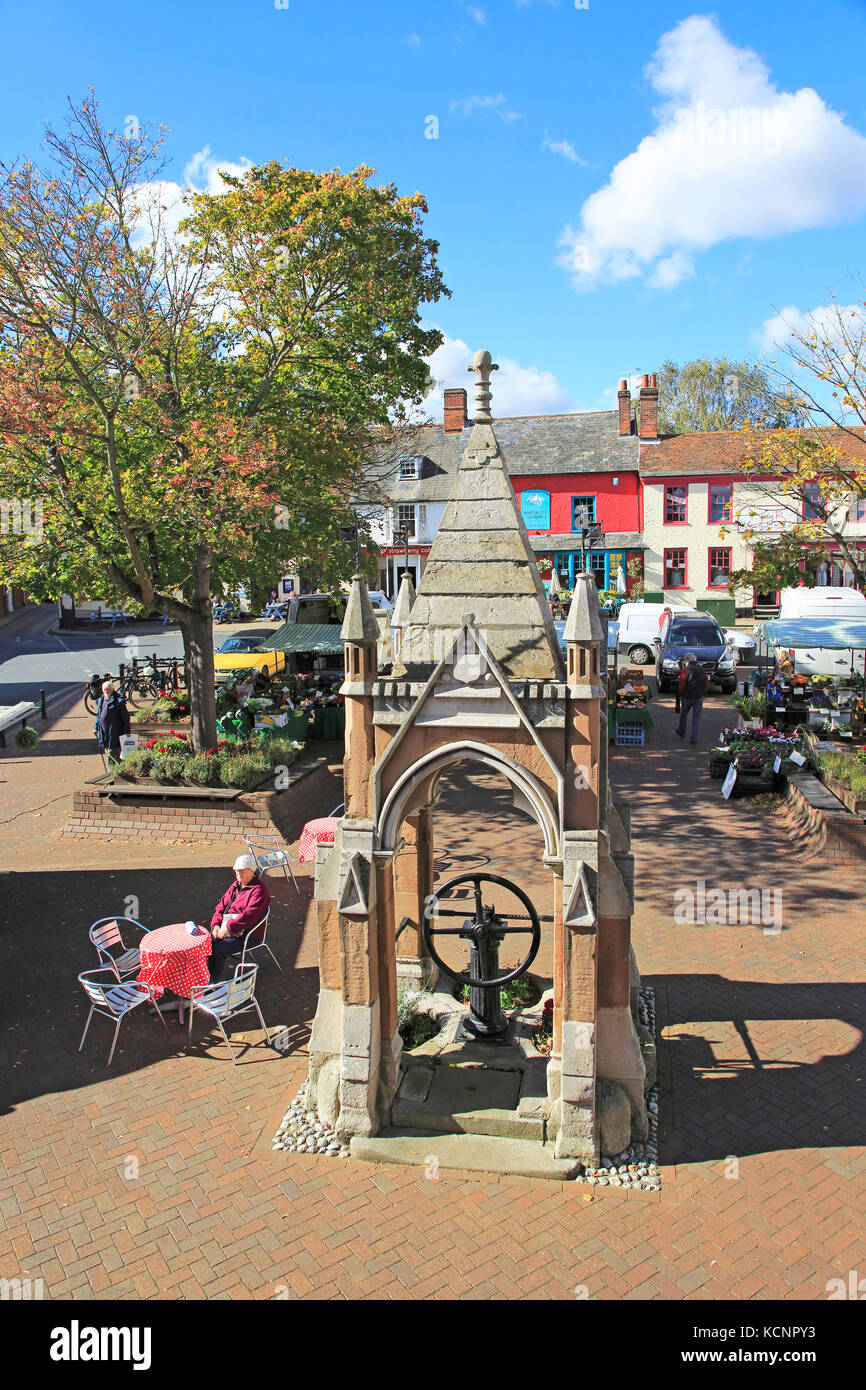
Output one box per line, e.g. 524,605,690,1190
753,618,866,741
608,667,653,747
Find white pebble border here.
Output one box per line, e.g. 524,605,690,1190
577,986,660,1192
271,987,660,1183
271,1083,350,1159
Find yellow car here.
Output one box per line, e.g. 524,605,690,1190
214,635,288,681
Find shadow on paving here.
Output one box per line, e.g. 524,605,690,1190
651,974,866,1163
0,866,317,1115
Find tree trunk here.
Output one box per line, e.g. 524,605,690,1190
181,611,217,753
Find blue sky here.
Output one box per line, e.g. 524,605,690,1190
2,0,866,416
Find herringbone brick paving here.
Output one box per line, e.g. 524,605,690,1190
0,685,863,1298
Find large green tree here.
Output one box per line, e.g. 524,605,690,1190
0,96,447,749
655,357,800,434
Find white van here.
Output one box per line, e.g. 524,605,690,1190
616,601,692,664
776,586,866,676
779,586,866,621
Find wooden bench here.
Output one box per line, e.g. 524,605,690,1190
0,701,38,747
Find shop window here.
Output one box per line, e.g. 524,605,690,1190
572,496,596,528
708,547,732,587
664,548,687,588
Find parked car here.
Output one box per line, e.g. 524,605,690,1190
367,590,395,618
280,593,345,625
214,630,288,680
723,629,756,664
217,636,262,655
616,601,692,665
654,609,738,694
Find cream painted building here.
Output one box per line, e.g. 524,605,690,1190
640,430,866,614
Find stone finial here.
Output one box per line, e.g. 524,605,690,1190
468,349,499,423
340,573,381,644
391,571,417,630
563,572,605,644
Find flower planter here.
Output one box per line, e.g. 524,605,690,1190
818,771,866,815
730,770,779,797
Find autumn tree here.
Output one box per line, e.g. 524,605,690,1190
656,357,800,435
725,294,866,594
0,95,448,750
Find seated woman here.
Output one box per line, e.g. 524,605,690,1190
208,855,271,981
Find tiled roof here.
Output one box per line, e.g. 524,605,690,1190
640,427,866,476
367,411,640,503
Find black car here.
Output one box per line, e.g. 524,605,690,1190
654,610,738,694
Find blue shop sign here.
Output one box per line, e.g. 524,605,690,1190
521,489,550,530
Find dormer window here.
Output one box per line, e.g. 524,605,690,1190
398,456,421,480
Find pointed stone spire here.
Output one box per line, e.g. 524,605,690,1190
391,570,416,631
563,572,605,644
390,570,416,669
400,352,564,681
340,574,380,644
468,349,499,423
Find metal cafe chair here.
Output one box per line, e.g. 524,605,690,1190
239,909,281,972
187,962,271,1065
78,969,169,1066
88,916,151,982
243,833,299,894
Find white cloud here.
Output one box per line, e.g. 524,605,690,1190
422,333,582,417
756,301,866,356
541,136,587,165
465,5,486,23
403,32,422,47
558,14,866,290
450,94,520,123
132,147,252,246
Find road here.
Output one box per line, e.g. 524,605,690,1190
0,605,286,709
0,606,187,708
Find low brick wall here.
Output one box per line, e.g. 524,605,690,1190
778,773,866,862
63,756,340,843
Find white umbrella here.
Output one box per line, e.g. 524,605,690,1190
548,568,562,596
615,563,627,596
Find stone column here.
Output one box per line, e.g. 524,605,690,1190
394,806,436,988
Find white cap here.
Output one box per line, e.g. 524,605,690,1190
233,854,256,871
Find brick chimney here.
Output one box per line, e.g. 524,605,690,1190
617,379,632,436
638,373,659,441
443,387,468,433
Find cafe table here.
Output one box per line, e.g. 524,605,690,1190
137,922,212,1022
298,817,338,863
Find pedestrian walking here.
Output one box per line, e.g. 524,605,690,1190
675,655,709,745
94,680,131,767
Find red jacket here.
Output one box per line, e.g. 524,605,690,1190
210,875,271,939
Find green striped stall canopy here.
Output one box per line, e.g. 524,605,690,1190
267,623,345,654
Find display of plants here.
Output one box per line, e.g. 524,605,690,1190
818,747,866,799
116,732,304,789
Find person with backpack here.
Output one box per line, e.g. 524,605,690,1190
94,679,131,766
675,654,709,744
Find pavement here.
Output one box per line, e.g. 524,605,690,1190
0,678,863,1301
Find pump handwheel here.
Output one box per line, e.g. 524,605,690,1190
421,872,541,988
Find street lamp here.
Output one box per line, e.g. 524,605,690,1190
576,522,602,573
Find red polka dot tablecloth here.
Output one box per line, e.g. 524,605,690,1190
298,817,338,863
137,922,212,1000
